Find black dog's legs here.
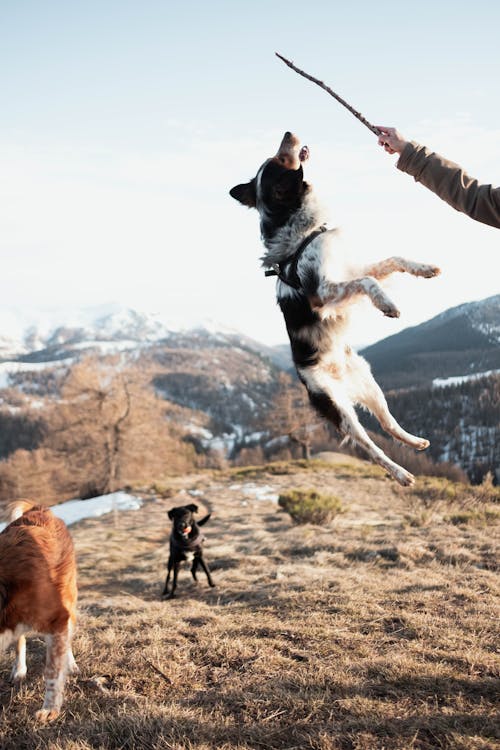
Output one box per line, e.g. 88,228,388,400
161,557,173,597
191,556,199,581
167,562,181,599
194,552,215,588
162,557,181,599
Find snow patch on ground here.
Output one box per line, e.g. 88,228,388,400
229,483,279,503
0,491,142,533
51,491,142,526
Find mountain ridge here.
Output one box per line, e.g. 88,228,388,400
361,294,500,390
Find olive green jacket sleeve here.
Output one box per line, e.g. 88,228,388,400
397,142,500,229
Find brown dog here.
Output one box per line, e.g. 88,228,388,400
0,501,78,721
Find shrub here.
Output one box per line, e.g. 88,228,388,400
445,509,500,526
278,488,343,524
409,475,500,508
410,476,461,505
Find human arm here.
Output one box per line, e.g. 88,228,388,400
376,126,500,229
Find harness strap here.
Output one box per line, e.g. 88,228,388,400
264,225,327,290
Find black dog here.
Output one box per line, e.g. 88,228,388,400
162,503,215,599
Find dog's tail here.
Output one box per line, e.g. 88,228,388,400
6,499,37,523
197,513,211,527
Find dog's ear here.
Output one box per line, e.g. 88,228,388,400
168,507,179,519
229,180,257,208
186,503,198,513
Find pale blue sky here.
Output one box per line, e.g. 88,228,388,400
1,1,499,346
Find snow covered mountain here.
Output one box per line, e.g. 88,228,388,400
0,304,242,359
0,304,293,376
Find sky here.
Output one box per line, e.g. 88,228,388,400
1,0,499,348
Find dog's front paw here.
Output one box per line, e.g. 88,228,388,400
35,708,61,723
374,293,400,318
10,666,27,683
382,304,400,318
67,660,80,676
419,264,441,278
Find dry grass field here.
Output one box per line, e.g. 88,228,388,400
1,455,499,750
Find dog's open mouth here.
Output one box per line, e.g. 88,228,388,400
181,526,192,537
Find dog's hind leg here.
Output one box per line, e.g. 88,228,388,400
36,625,70,722
191,556,199,581
302,369,415,486
66,620,78,675
10,634,27,682
361,387,429,450
196,553,215,588
347,352,430,450
363,257,440,280
67,647,78,675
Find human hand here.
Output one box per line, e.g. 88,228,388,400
376,126,408,155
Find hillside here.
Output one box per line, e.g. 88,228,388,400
0,306,287,465
365,374,500,483
1,299,499,484
0,458,498,750
361,295,500,391
359,296,500,482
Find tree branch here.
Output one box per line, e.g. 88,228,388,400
275,52,382,137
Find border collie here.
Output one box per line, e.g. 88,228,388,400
0,502,78,721
230,132,440,486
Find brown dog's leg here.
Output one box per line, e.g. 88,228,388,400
36,625,70,722
10,634,27,682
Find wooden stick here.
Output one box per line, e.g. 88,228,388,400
276,52,382,137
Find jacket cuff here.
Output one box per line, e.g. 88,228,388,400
396,141,421,173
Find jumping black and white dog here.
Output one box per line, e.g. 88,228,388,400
162,503,215,599
230,132,441,486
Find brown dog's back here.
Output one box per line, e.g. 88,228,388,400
0,502,78,720
0,504,77,635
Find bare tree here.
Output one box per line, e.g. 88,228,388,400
265,373,323,460
0,356,194,502
54,357,193,494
